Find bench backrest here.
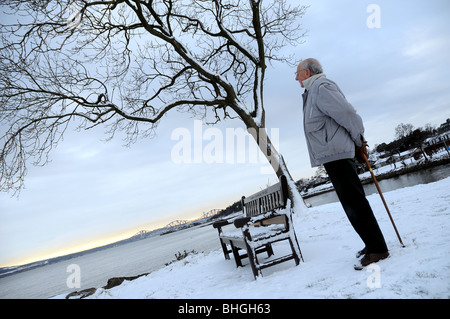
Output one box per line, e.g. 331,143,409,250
241,175,289,217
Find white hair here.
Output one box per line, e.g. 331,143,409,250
300,58,323,75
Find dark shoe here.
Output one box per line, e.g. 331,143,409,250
356,247,367,258
360,251,389,267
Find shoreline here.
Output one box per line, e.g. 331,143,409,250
301,157,450,199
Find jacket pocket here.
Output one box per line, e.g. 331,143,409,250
305,120,329,157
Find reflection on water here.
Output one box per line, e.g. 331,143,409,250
305,164,450,207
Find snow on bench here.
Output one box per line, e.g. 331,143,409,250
212,175,303,279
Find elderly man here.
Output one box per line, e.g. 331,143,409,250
296,58,389,269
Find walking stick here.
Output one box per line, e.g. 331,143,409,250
363,154,405,247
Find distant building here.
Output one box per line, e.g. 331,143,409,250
421,129,450,157
438,118,450,133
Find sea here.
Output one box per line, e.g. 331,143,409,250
0,224,220,299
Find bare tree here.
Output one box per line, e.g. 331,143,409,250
0,0,307,207
394,123,414,139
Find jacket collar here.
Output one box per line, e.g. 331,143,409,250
303,73,326,91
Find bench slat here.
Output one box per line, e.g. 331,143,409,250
241,175,288,216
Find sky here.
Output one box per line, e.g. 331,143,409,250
1,0,450,267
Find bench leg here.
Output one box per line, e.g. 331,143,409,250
290,227,304,263
289,238,300,266
265,243,274,257
288,214,304,263
247,245,262,279
216,226,232,260
230,242,243,267
219,239,230,260
242,230,262,279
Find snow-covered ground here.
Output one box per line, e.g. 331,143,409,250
65,175,449,299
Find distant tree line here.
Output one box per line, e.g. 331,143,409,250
210,200,242,220
374,122,439,155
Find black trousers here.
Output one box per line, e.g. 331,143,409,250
324,159,388,254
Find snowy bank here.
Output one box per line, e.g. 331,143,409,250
301,150,450,198
60,175,450,300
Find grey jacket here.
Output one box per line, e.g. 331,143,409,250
302,75,364,167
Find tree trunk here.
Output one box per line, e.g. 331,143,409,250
245,121,308,213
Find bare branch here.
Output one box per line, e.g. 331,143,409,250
0,0,308,192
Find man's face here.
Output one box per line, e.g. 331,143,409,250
295,63,311,88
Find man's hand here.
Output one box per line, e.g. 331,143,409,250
355,139,368,164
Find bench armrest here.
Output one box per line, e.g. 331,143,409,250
212,219,232,229
233,217,251,228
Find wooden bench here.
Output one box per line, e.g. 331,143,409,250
212,175,303,279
